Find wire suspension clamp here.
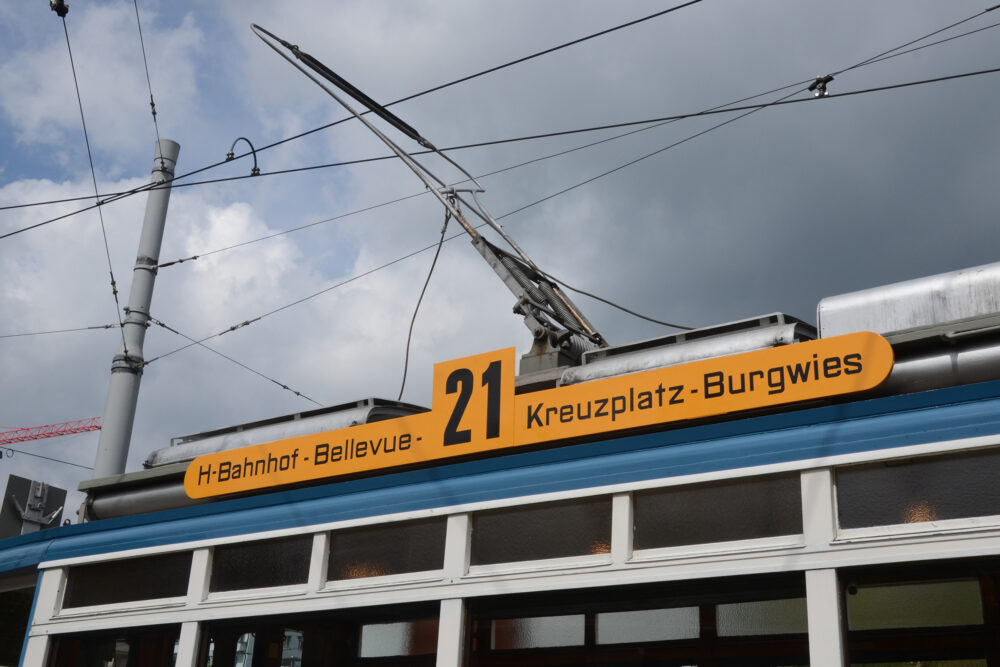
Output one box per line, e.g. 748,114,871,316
809,74,834,97
227,137,260,176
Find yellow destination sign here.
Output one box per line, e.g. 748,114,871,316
185,332,893,498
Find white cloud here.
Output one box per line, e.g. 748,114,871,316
0,4,203,174
3,0,1000,524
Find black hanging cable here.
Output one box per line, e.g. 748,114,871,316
25,53,1000,360
834,5,998,77
13,12,1000,347
0,324,119,339
7,14,1000,235
147,317,323,406
7,4,998,368
157,56,1000,267
157,77,813,267
141,239,462,367
541,271,693,330
132,0,163,152
58,12,130,357
1,1,707,220
11,11,1000,216
495,84,808,222
95,1,1000,188
861,18,1000,70
398,206,451,400
11,57,1000,244
0,446,94,470
139,60,1000,362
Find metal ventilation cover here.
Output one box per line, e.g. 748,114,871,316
561,314,815,386
144,398,427,468
818,262,1000,343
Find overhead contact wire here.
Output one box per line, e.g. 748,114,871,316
59,14,130,357
0,324,119,339
11,56,1000,244
1,1,706,224
11,13,1000,214
0,446,94,470
143,63,1000,358
132,0,163,152
148,317,323,406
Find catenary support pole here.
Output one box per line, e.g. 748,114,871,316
92,140,179,479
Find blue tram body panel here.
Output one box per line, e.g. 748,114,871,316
3,377,1000,574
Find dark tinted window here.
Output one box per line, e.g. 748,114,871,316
0,587,34,664
63,552,191,607
328,518,446,580
837,448,1000,529
471,497,611,565
210,535,311,592
48,625,180,667
634,474,802,549
847,580,983,630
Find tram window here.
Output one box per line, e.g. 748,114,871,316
63,551,191,607
0,587,34,665
846,579,983,630
328,517,445,580
491,615,585,649
837,448,1000,529
469,574,810,664
359,619,438,657
633,474,802,549
234,632,254,666
596,607,699,644
210,535,311,592
470,497,611,565
47,625,180,667
716,597,808,636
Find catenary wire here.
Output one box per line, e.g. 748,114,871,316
861,18,1000,69
10,12,1000,215
139,61,1000,364
158,77,811,267
132,0,163,151
168,6,1000,268
12,61,1000,340
59,14,130,356
8,12,1000,342
1,0,712,241
0,1,705,220
12,55,1000,247
4,7,1000,235
147,16,1000,354
141,238,467,367
158,1,706,185
398,208,451,400
0,446,94,471
833,5,997,77
147,317,323,406
0,324,119,339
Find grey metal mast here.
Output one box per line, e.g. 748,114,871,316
92,140,180,479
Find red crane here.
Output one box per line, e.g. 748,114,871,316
0,418,101,446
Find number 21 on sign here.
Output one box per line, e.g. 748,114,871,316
432,347,515,452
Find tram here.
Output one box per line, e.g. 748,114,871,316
4,261,1000,666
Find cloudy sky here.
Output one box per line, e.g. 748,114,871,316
1,1,999,519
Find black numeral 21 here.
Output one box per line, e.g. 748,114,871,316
444,360,502,446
